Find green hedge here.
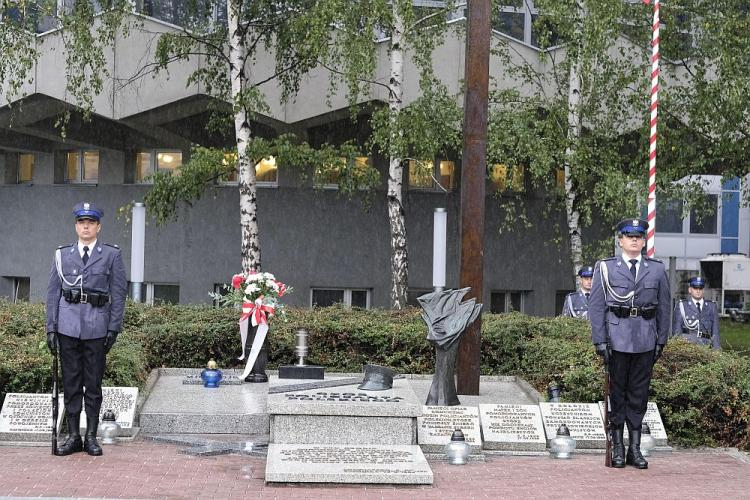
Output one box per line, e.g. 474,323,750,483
1,301,749,450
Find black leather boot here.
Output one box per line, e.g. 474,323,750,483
83,415,103,456
611,425,626,468
626,429,648,469
55,413,83,456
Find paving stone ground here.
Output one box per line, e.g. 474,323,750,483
0,440,748,499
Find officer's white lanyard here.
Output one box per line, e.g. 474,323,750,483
678,300,700,331
598,260,635,305
567,294,587,319
55,248,83,294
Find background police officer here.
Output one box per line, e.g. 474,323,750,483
46,202,127,456
672,277,720,349
589,218,671,470
562,266,594,320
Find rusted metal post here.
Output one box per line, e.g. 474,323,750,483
457,0,491,395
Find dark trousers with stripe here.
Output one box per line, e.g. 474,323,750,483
609,349,654,431
58,334,106,417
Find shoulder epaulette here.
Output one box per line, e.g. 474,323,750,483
645,257,663,263
601,256,617,262
104,243,120,249
57,244,73,249
705,299,715,304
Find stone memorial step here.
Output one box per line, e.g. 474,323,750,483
539,402,606,449
139,370,268,434
417,405,482,453
267,378,421,446
265,443,433,484
479,403,547,453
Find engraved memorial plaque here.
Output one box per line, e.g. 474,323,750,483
80,387,138,429
539,402,606,448
417,406,481,452
0,393,62,435
479,404,546,451
266,443,433,484
598,401,668,446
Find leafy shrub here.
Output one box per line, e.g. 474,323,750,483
1,300,749,450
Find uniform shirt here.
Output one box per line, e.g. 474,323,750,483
589,256,672,353
78,239,97,260
46,242,127,340
562,290,590,320
672,298,721,349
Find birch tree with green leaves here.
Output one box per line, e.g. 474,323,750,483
320,0,463,308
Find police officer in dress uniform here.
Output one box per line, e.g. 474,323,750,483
672,277,721,349
46,202,127,456
589,218,671,470
562,266,594,320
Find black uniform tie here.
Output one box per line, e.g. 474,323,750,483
82,246,90,265
585,293,590,300
629,259,638,280
696,302,701,313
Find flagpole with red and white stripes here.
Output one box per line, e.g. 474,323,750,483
645,0,660,258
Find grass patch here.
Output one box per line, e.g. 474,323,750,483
720,319,750,356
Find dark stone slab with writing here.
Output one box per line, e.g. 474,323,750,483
479,404,546,451
278,365,325,379
539,402,606,449
417,406,481,453
266,443,433,484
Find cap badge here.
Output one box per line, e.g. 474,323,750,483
632,219,638,226
83,203,90,210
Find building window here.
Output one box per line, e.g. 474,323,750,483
658,198,684,234
493,1,558,48
220,155,278,186
136,150,182,182
490,163,525,192
212,283,231,307
315,156,371,188
18,154,34,183
311,288,371,309
407,288,433,307
144,283,180,305
490,290,527,313
66,150,99,183
690,194,718,234
556,290,575,316
4,277,30,303
408,159,456,191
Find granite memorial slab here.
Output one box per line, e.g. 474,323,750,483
265,443,433,484
479,404,547,452
539,402,606,449
183,374,243,385
598,401,669,446
0,393,63,441
80,387,138,430
417,405,481,453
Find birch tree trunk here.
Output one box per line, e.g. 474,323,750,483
564,8,584,285
387,2,408,309
228,0,261,273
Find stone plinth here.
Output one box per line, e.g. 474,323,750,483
265,444,433,484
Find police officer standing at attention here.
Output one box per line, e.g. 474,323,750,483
589,219,671,470
562,266,594,320
673,277,721,349
46,202,127,456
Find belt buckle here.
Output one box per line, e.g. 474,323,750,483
80,293,88,304
629,307,638,318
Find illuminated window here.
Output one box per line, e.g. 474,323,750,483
491,163,525,192
311,288,370,309
66,150,99,183
408,159,456,191
219,154,278,186
315,156,371,188
136,150,182,183
18,154,34,183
